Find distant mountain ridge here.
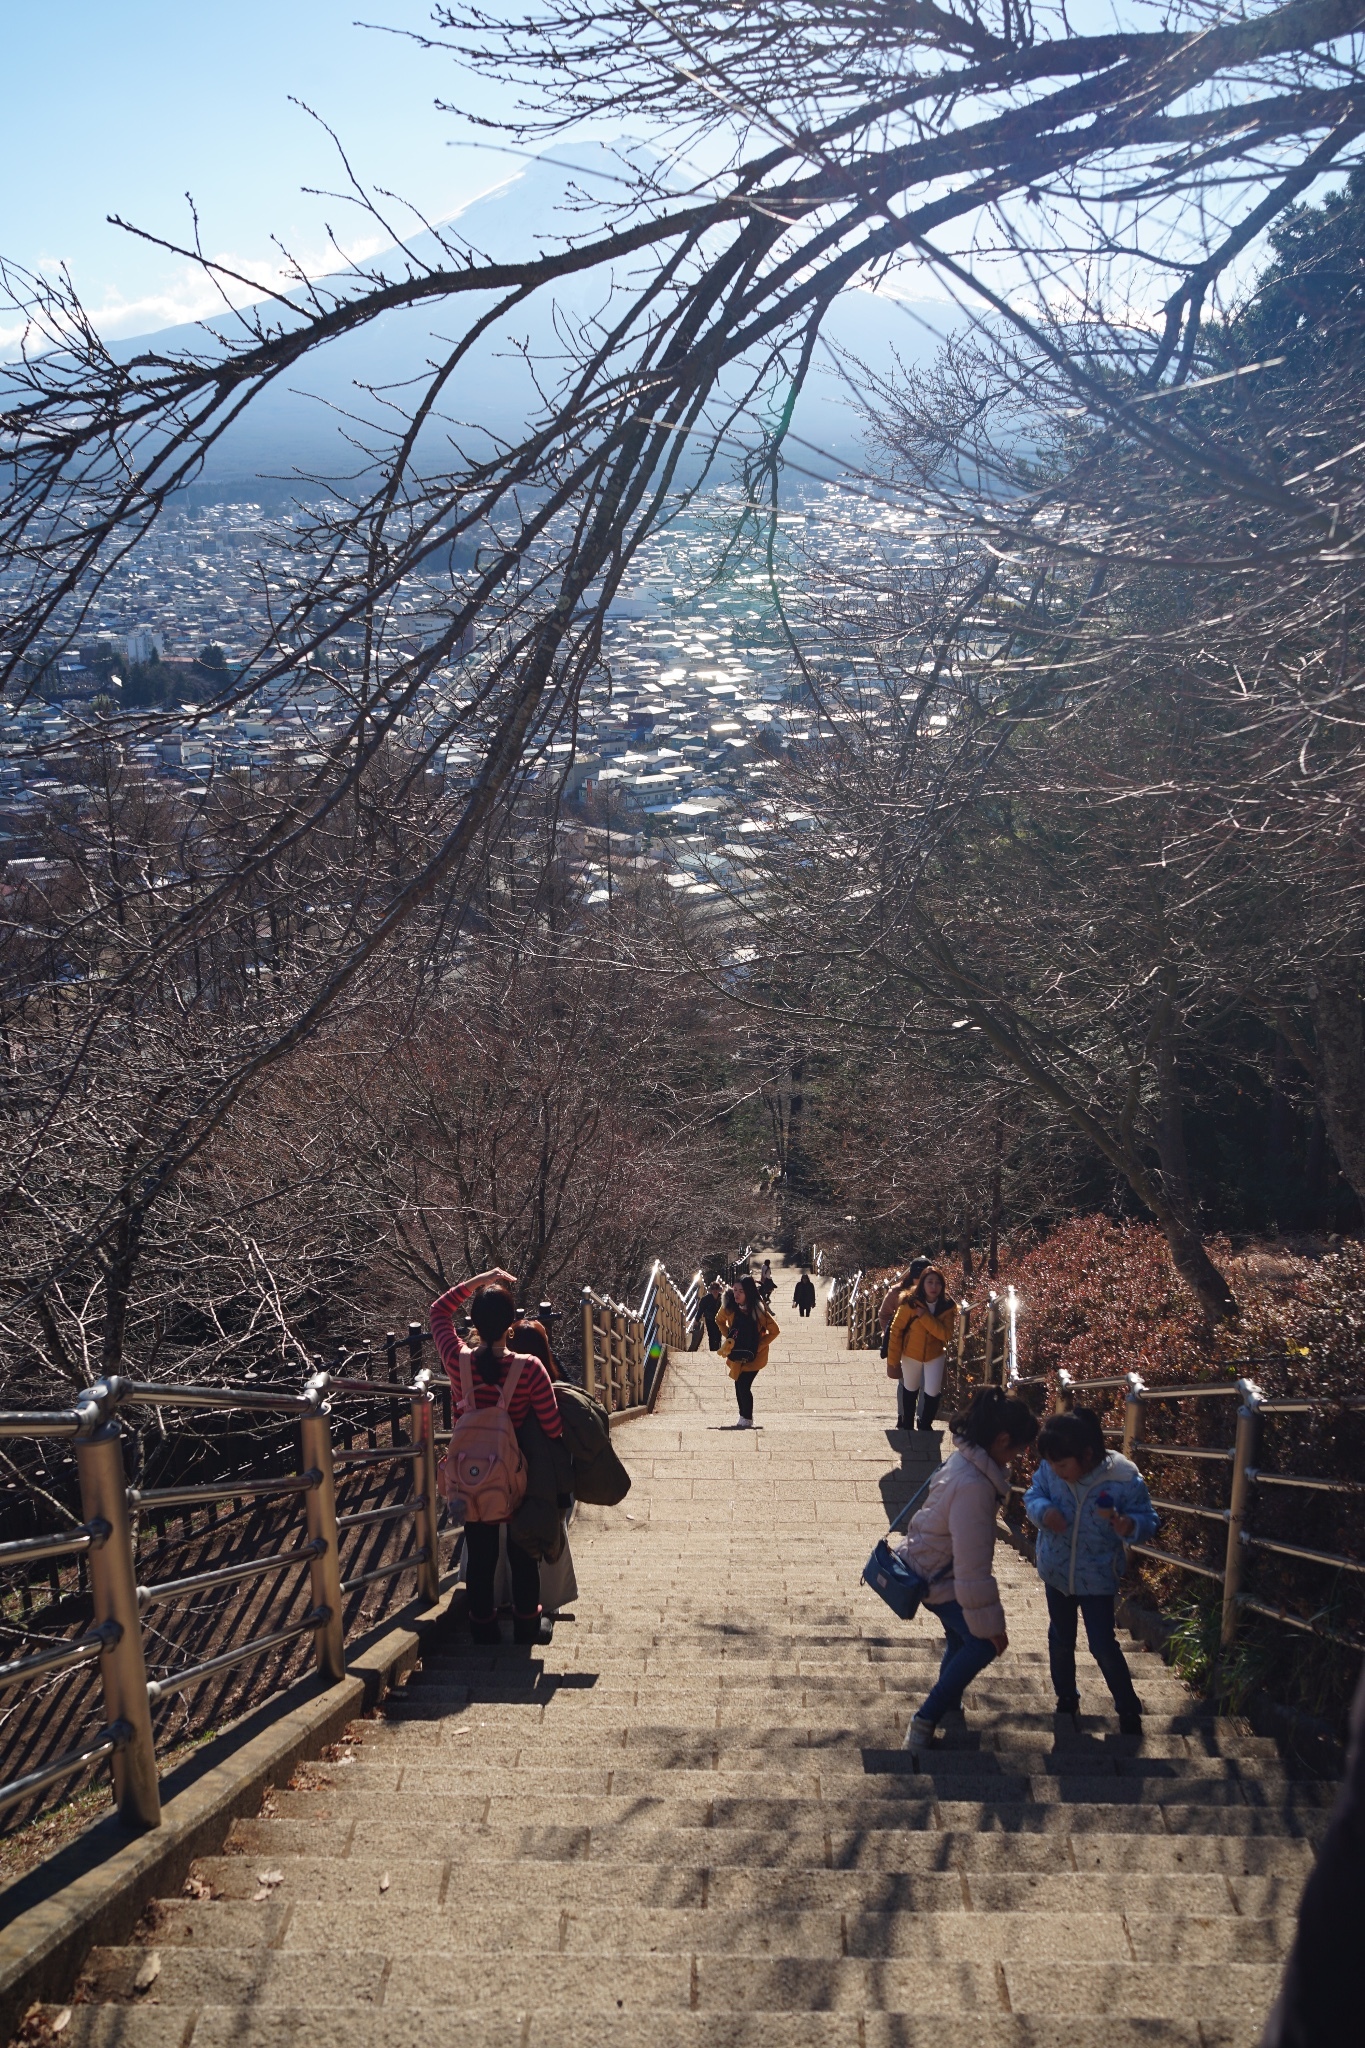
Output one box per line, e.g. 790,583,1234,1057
109,146,959,500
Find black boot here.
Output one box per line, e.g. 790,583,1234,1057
513,1607,553,1646
916,1391,942,1431
896,1383,912,1431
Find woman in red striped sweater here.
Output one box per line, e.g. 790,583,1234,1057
429,1268,564,1645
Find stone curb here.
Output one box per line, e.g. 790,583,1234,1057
0,1576,463,2044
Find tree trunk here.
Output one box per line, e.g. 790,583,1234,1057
1154,1018,1194,1226
1159,1206,1240,1324
987,1112,1004,1279
1309,985,1365,1206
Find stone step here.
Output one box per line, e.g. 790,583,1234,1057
75,1944,1285,2017
223,1809,1322,1870
189,1853,1295,1916
213,1817,1317,1871
259,1752,1288,1815
35,2004,1272,2048
46,1304,1316,2048
138,1895,1297,1964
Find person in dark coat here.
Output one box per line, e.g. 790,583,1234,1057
1260,1656,1365,2047
691,1276,724,1350
793,1271,817,1318
757,1259,776,1308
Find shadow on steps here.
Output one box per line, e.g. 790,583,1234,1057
878,1425,944,1527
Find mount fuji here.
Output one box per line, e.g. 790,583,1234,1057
110,145,960,500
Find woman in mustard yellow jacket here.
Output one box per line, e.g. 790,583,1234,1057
718,1273,780,1429
887,1266,957,1433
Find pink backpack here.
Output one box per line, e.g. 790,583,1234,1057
438,1352,528,1523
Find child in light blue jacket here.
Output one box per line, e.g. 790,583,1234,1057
1023,1407,1158,1734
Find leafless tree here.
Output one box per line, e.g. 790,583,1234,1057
4,0,1364,1356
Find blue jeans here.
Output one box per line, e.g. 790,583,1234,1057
917,1598,999,1724
1045,1585,1141,1715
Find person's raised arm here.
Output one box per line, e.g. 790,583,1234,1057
429,1268,518,1372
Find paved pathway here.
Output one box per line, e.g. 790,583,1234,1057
52,1274,1326,2047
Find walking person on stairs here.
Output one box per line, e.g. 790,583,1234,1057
718,1272,779,1429
793,1270,817,1318
897,1385,1039,1760
429,1270,565,1646
690,1275,724,1351
886,1265,957,1433
878,1258,929,1349
1024,1406,1157,1735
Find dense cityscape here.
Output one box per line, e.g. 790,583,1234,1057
0,490,883,894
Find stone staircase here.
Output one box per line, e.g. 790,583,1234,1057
34,1278,1330,2047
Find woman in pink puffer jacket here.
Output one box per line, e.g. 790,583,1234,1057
896,1385,1039,1760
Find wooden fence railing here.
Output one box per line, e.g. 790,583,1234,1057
1,1250,705,1843
827,1259,1363,1656
580,1261,703,1415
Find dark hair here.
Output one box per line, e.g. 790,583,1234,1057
901,1256,930,1289
951,1384,1039,1453
731,1274,759,1313
510,1317,556,1376
1036,1407,1106,1466
469,1283,517,1344
909,1266,949,1310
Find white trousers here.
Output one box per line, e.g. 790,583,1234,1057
899,1351,946,1397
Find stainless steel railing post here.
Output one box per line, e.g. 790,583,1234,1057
300,1381,346,1682
1221,1380,1263,1650
411,1379,441,1606
75,1420,160,1829
1121,1373,1145,1459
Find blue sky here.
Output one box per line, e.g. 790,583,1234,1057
0,3,522,339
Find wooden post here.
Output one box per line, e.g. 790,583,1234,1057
581,1294,597,1402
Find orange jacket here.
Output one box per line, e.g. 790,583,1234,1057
887,1292,957,1372
718,1301,780,1378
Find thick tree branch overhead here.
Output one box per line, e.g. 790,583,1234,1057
2,0,1364,1362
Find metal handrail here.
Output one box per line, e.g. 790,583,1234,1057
331,1443,423,1469
130,1472,320,1512
341,1551,429,1597
1149,1496,1230,1525
1247,1470,1365,1495
0,1521,109,1568
1238,1594,1365,1654
137,1539,326,1610
0,1624,119,1696
145,1609,332,1704
1130,1543,1224,1581
337,1498,425,1532
1133,1382,1243,1401
0,1410,93,1439
119,1380,316,1416
1243,1532,1365,1576
0,1727,126,1823
1132,1443,1236,1463
322,1375,422,1401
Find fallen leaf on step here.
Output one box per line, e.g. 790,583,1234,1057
50,2009,72,2035
182,1876,212,1901
132,1953,161,1994
379,1873,391,1893
255,1870,284,1888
